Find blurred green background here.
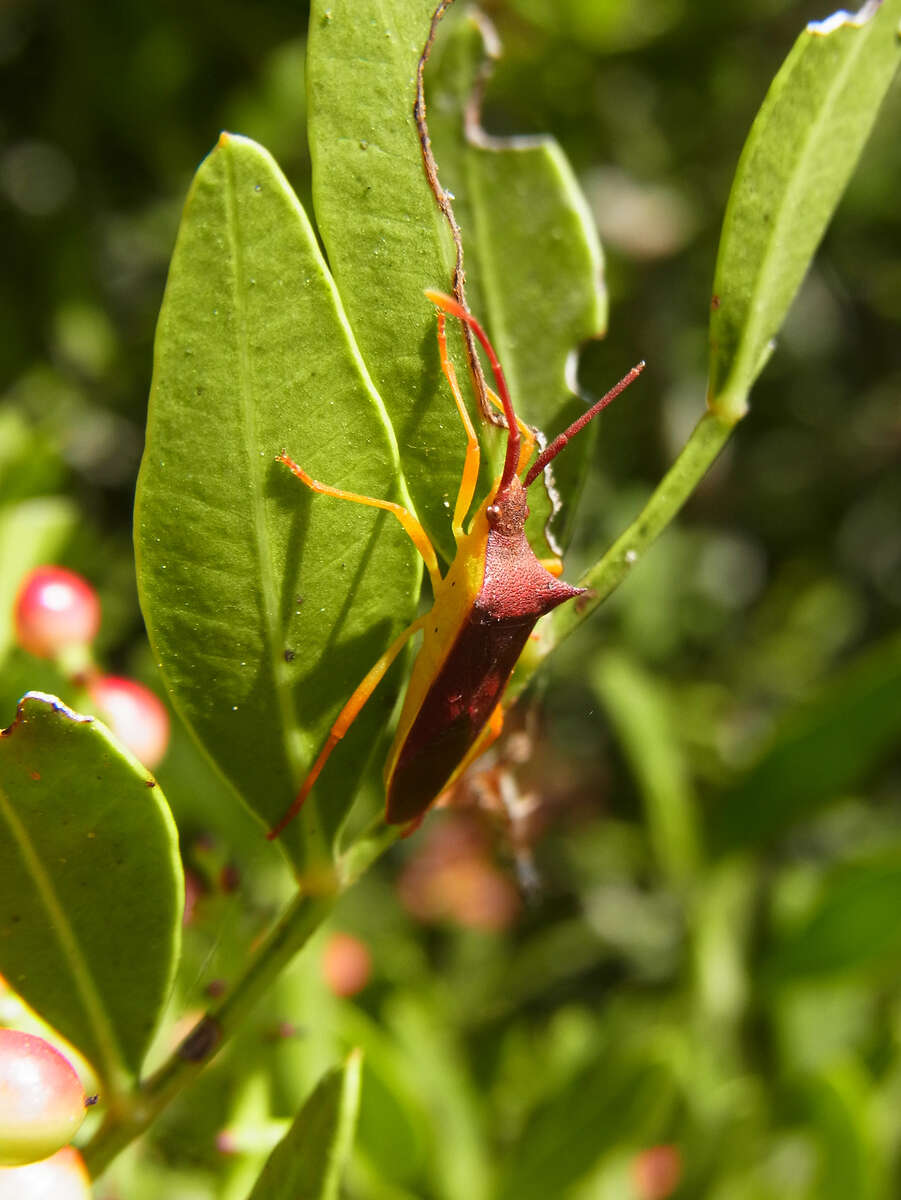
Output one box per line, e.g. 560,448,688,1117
2,0,900,1196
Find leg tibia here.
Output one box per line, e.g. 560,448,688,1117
278,452,441,592
267,615,426,839
434,313,481,539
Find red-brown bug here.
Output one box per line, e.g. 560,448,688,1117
268,292,643,837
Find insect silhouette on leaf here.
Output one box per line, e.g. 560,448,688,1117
268,0,644,839
268,294,643,838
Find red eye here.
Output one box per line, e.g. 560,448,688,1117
486,504,500,524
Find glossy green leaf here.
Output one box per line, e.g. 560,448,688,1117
246,1052,362,1200
592,650,700,883
135,134,419,871
708,0,901,421
427,12,607,550
308,0,606,559
0,692,182,1090
766,856,901,980
710,632,901,853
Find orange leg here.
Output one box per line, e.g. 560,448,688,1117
268,615,427,839
278,453,443,594
429,296,538,525
434,311,481,540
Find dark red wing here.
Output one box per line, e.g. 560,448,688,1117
386,526,582,824
386,614,534,824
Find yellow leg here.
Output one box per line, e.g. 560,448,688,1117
434,312,481,540
278,453,442,594
268,615,428,839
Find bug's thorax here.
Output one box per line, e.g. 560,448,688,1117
478,474,584,623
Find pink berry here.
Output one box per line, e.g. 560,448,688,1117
87,675,170,769
321,933,372,998
632,1145,682,1200
0,1031,86,1168
14,568,100,659
0,1146,91,1199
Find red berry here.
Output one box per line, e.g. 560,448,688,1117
321,933,372,998
0,1031,86,1168
0,1146,91,1199
14,568,100,660
87,675,170,769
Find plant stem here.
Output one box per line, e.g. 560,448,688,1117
510,406,738,700
339,816,403,887
82,885,337,1178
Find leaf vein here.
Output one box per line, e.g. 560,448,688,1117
0,781,127,1084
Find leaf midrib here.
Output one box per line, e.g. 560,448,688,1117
222,145,303,781
0,779,127,1085
728,20,880,394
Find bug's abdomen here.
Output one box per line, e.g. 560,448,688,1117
385,614,534,824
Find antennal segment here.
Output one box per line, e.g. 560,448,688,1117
523,362,645,489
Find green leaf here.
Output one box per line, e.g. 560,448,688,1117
307,0,462,561
803,1062,881,1200
708,0,901,421
387,993,490,1200
428,12,607,550
709,632,901,853
135,134,420,871
334,1005,432,1189
494,1054,675,1200
766,856,901,980
0,692,182,1091
307,0,605,559
592,650,700,883
246,1052,362,1200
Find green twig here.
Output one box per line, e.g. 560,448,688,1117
510,406,738,701
82,885,337,1178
